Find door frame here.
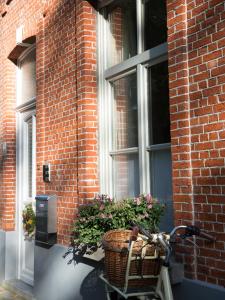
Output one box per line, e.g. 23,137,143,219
16,44,36,286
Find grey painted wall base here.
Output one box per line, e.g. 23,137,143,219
5,231,18,281
34,244,225,300
34,244,106,300
0,230,5,283
0,230,18,283
173,278,225,300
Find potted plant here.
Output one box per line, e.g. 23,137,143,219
22,203,36,240
64,194,165,288
70,194,165,255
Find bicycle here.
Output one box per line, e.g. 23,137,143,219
100,224,216,300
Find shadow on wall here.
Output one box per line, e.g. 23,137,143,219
34,245,106,300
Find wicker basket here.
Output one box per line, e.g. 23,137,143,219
102,229,164,290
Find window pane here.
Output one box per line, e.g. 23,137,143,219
150,149,173,231
107,0,137,67
149,61,170,145
113,73,138,150
113,153,139,199
21,49,36,104
144,0,167,50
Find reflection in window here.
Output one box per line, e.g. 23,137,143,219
107,0,137,66
113,153,139,199
144,0,167,50
112,73,138,150
149,61,170,145
150,149,173,231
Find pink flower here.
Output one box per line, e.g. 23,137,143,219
146,194,152,203
135,197,141,205
95,194,101,202
108,214,113,219
147,204,153,209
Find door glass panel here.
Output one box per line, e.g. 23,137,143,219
144,0,167,50
107,0,137,67
148,61,170,145
112,73,138,150
113,153,139,199
150,149,173,231
27,118,33,198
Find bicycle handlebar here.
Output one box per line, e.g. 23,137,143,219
130,223,216,267
130,223,216,244
170,225,216,242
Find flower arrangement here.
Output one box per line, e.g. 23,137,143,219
22,203,36,240
70,194,165,256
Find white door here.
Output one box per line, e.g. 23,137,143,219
17,112,36,285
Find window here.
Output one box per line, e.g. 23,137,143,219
111,73,139,198
17,46,36,106
98,0,173,228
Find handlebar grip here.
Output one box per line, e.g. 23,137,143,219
199,230,216,242
130,226,139,242
185,225,200,236
185,226,216,242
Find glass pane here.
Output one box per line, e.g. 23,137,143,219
144,0,167,50
150,149,173,231
21,49,36,104
107,0,137,67
149,61,170,145
27,118,33,198
113,153,139,199
113,73,138,149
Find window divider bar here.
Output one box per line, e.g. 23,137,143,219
109,147,139,156
147,143,171,152
105,43,167,80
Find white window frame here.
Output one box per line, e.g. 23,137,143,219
98,0,169,197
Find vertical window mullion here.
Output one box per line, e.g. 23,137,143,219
98,12,113,196
137,64,150,194
148,67,153,145
109,82,115,196
137,0,144,54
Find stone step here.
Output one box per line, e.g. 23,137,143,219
2,279,34,300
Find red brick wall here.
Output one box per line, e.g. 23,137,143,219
167,0,225,287
0,0,98,244
36,0,98,244
0,0,43,231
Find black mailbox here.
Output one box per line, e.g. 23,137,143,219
35,195,57,248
